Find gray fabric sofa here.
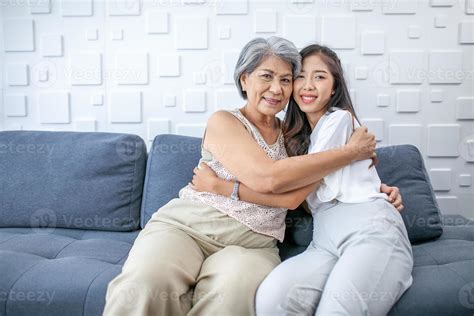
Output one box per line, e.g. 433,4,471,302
1,131,473,316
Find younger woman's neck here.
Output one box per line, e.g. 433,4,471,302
307,110,327,130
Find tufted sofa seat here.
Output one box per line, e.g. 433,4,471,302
0,228,139,315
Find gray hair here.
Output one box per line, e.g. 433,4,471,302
234,37,301,99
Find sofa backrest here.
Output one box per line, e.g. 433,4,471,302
141,134,443,243
140,134,201,227
0,131,146,231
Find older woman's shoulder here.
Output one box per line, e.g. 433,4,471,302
207,110,244,130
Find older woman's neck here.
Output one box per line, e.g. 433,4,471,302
241,105,278,129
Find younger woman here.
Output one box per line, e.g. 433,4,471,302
191,44,413,315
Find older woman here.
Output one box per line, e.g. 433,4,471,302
103,36,377,316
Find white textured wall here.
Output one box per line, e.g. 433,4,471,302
1,0,473,218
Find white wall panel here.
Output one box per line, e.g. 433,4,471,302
0,0,472,217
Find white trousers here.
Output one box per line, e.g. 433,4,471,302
256,198,414,316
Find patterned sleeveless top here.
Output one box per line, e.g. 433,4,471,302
179,109,289,242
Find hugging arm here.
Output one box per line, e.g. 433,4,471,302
190,163,320,210
204,111,376,194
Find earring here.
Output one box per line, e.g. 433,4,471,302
331,91,335,95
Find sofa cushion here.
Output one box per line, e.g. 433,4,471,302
0,131,146,231
0,227,139,316
140,134,201,227
375,145,443,243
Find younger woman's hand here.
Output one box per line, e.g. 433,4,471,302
380,183,404,212
189,163,219,193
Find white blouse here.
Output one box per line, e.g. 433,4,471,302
306,109,388,212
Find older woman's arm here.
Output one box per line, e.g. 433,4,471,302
205,111,376,194
190,163,404,211
190,163,319,210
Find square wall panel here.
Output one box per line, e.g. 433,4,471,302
176,124,206,137
4,19,35,52
459,174,472,187
41,35,63,57
322,16,356,49
407,25,421,39
158,55,180,77
163,94,176,107
396,89,420,113
467,0,474,14
146,11,169,34
283,16,318,49
434,16,447,28
255,10,277,33
5,94,27,117
218,25,231,39
389,51,425,84
430,90,444,103
215,0,248,15
7,63,29,86
429,168,452,191
70,53,102,85
459,22,474,44
427,124,461,157
183,90,207,112
61,0,93,16
377,94,390,107
109,91,142,123
361,31,384,55
38,92,70,123
108,0,140,15
361,119,384,141
148,119,171,140
456,97,474,120
29,0,51,14
114,53,148,85
176,17,208,49
428,50,463,84
388,124,423,149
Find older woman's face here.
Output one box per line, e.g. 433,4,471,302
240,56,293,116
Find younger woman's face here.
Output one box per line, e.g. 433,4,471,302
293,54,335,118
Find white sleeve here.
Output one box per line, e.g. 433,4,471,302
308,111,354,202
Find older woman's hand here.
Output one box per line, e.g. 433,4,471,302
189,163,220,194
347,127,377,162
381,183,404,212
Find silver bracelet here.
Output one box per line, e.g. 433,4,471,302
230,180,240,201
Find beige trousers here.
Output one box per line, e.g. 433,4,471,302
103,198,281,316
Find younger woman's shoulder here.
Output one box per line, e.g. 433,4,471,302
325,108,353,125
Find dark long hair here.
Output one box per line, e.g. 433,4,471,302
283,44,360,157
